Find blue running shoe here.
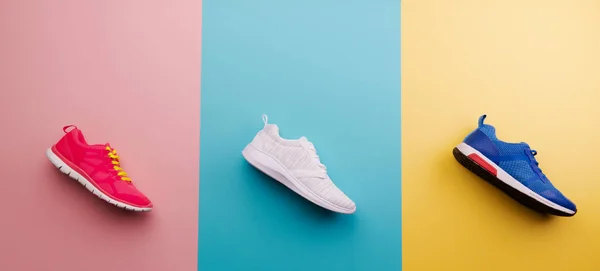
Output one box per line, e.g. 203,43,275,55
453,115,577,216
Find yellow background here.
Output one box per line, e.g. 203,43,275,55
402,1,600,270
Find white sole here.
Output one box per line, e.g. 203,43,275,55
456,143,575,215
46,148,152,212
242,143,355,214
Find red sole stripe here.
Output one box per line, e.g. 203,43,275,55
467,153,498,176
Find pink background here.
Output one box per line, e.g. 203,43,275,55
0,1,201,270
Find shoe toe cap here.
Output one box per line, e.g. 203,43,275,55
321,185,356,214
541,189,576,214
112,182,153,208
298,176,356,213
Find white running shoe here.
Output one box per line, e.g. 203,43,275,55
242,115,356,214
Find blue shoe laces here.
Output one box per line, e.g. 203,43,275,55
525,147,547,182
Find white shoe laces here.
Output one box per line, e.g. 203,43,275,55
304,140,327,171
262,114,328,175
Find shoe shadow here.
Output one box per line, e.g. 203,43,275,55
242,159,352,222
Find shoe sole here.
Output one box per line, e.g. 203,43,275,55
46,147,152,212
453,143,575,216
242,143,355,214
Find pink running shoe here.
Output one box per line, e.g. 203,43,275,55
46,125,153,211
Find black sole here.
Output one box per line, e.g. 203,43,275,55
453,147,575,217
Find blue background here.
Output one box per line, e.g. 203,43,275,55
200,1,401,270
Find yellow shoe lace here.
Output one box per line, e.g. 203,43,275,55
106,146,131,182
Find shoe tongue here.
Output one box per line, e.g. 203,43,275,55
300,137,318,151
299,137,313,147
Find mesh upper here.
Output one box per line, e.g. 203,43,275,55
470,121,576,211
